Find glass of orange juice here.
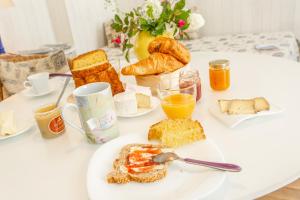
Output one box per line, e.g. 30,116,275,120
158,78,196,119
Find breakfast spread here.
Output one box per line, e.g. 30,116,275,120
148,119,206,148
218,97,270,115
107,144,168,184
34,103,65,139
69,49,124,95
0,110,17,136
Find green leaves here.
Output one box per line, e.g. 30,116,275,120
110,0,191,62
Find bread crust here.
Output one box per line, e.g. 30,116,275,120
107,144,168,184
121,53,184,76
70,49,107,69
148,37,191,64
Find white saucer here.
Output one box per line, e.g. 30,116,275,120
117,96,160,118
22,87,55,97
0,120,34,141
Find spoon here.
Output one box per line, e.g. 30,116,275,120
153,152,242,172
55,77,71,107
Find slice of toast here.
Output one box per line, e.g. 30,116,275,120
148,119,205,148
227,100,256,115
107,144,168,184
70,49,107,70
254,97,270,112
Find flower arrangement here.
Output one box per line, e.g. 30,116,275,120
109,0,205,61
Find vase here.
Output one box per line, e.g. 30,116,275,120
134,31,173,61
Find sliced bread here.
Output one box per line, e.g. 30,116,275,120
107,144,168,184
148,119,205,148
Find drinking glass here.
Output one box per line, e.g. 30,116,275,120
157,78,197,119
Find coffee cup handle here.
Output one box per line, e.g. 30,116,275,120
23,81,32,89
62,103,85,134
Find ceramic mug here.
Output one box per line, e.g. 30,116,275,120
62,82,119,144
23,72,50,94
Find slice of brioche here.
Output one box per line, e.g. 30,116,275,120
148,119,205,148
107,144,168,184
227,100,256,115
70,49,107,70
254,97,270,112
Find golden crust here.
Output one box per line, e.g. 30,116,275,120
148,37,190,64
121,53,184,76
70,49,107,70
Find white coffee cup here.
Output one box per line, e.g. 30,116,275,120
23,72,50,94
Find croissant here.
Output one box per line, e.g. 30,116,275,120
121,53,185,76
148,37,191,64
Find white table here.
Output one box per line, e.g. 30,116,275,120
1,52,300,200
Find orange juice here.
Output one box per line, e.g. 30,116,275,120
161,93,196,119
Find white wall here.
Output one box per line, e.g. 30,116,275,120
295,1,300,40
0,0,56,51
0,0,299,53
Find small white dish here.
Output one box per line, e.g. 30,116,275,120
22,86,55,97
0,120,33,141
116,96,160,118
209,102,284,128
87,132,226,200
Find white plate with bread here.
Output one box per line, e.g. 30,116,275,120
209,97,284,128
87,132,226,200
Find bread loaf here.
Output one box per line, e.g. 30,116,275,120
69,49,124,95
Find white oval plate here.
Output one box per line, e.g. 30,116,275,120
117,96,160,118
0,120,33,141
87,133,226,200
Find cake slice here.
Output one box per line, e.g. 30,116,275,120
107,144,168,184
148,119,205,148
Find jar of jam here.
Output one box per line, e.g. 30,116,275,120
34,103,65,139
179,69,202,101
209,59,230,91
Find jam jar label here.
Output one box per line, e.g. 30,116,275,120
48,116,65,134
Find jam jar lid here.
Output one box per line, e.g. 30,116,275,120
209,59,230,69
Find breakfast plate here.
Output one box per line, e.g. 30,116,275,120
116,96,160,118
22,86,55,97
87,132,226,200
0,120,34,141
209,102,284,128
